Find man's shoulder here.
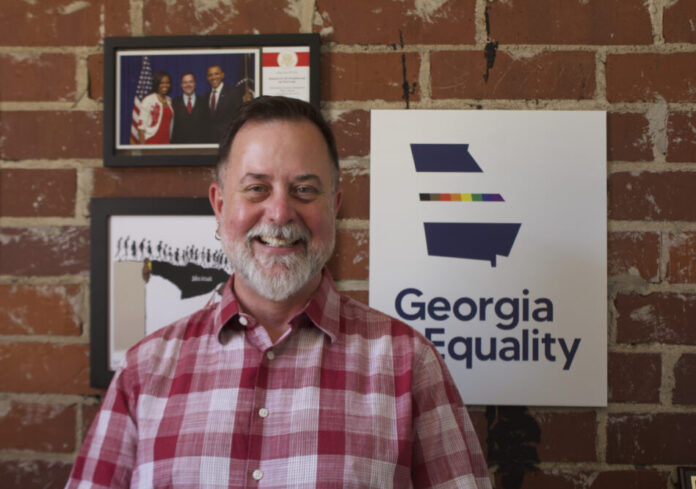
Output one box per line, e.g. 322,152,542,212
123,303,219,369
337,292,427,343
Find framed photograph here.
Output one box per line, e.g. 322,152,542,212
679,467,696,489
104,34,320,167
90,198,232,388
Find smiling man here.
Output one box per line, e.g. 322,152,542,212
65,96,492,489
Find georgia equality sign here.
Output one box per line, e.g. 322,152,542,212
369,110,607,406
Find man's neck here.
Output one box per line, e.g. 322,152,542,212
232,272,323,343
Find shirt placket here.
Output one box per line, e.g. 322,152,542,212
240,317,278,487
246,350,274,486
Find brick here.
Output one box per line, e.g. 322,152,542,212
104,0,132,37
607,232,660,283
0,227,90,276
0,0,101,46
589,470,669,489
607,113,652,162
88,54,104,101
330,110,370,158
486,0,652,45
321,52,421,103
666,112,696,163
504,469,668,489
0,401,76,452
0,460,72,489
0,343,95,394
668,233,696,283
431,51,595,100
314,0,476,44
663,0,696,43
327,229,368,280
0,169,76,217
607,412,696,464
608,352,661,403
609,172,696,221
92,167,214,198
0,111,101,160
615,293,696,345
0,284,82,336
532,411,596,462
337,169,369,220
143,0,300,35
673,353,696,405
606,53,696,103
0,54,76,102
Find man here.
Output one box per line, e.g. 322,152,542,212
65,96,492,489
205,64,244,143
171,72,209,144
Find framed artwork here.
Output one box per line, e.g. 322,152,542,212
103,33,320,167
679,467,696,489
90,198,231,388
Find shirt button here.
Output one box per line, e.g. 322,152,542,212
258,408,269,418
238,316,248,326
266,350,275,360
252,469,263,481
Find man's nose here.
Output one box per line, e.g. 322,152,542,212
265,191,296,223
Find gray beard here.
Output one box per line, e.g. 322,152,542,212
220,221,334,301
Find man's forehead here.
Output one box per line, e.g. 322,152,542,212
224,120,334,180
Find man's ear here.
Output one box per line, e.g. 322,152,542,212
209,182,224,220
333,189,343,217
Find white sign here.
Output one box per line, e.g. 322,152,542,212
369,110,607,406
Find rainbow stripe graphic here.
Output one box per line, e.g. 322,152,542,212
419,193,504,202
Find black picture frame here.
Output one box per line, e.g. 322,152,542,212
103,33,320,167
90,197,229,388
679,467,696,489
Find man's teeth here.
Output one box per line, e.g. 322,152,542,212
260,236,294,247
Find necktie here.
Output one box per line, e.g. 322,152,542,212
210,90,216,114
186,96,192,114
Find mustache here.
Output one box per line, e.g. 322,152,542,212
245,222,311,243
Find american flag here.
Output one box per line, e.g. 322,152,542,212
129,56,153,144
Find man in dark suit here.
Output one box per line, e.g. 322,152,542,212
205,64,244,143
171,72,209,144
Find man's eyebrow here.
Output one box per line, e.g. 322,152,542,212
295,174,323,185
240,173,271,182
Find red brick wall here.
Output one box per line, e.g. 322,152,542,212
0,1,694,487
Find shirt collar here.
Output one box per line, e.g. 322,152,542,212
213,267,341,344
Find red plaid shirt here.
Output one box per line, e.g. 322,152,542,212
67,270,491,489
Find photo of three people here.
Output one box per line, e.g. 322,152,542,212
117,49,258,148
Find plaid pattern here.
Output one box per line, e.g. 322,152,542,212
67,270,491,489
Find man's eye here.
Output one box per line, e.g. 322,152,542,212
295,186,317,197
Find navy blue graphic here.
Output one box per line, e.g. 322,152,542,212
424,223,521,267
410,144,482,172
412,143,521,267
